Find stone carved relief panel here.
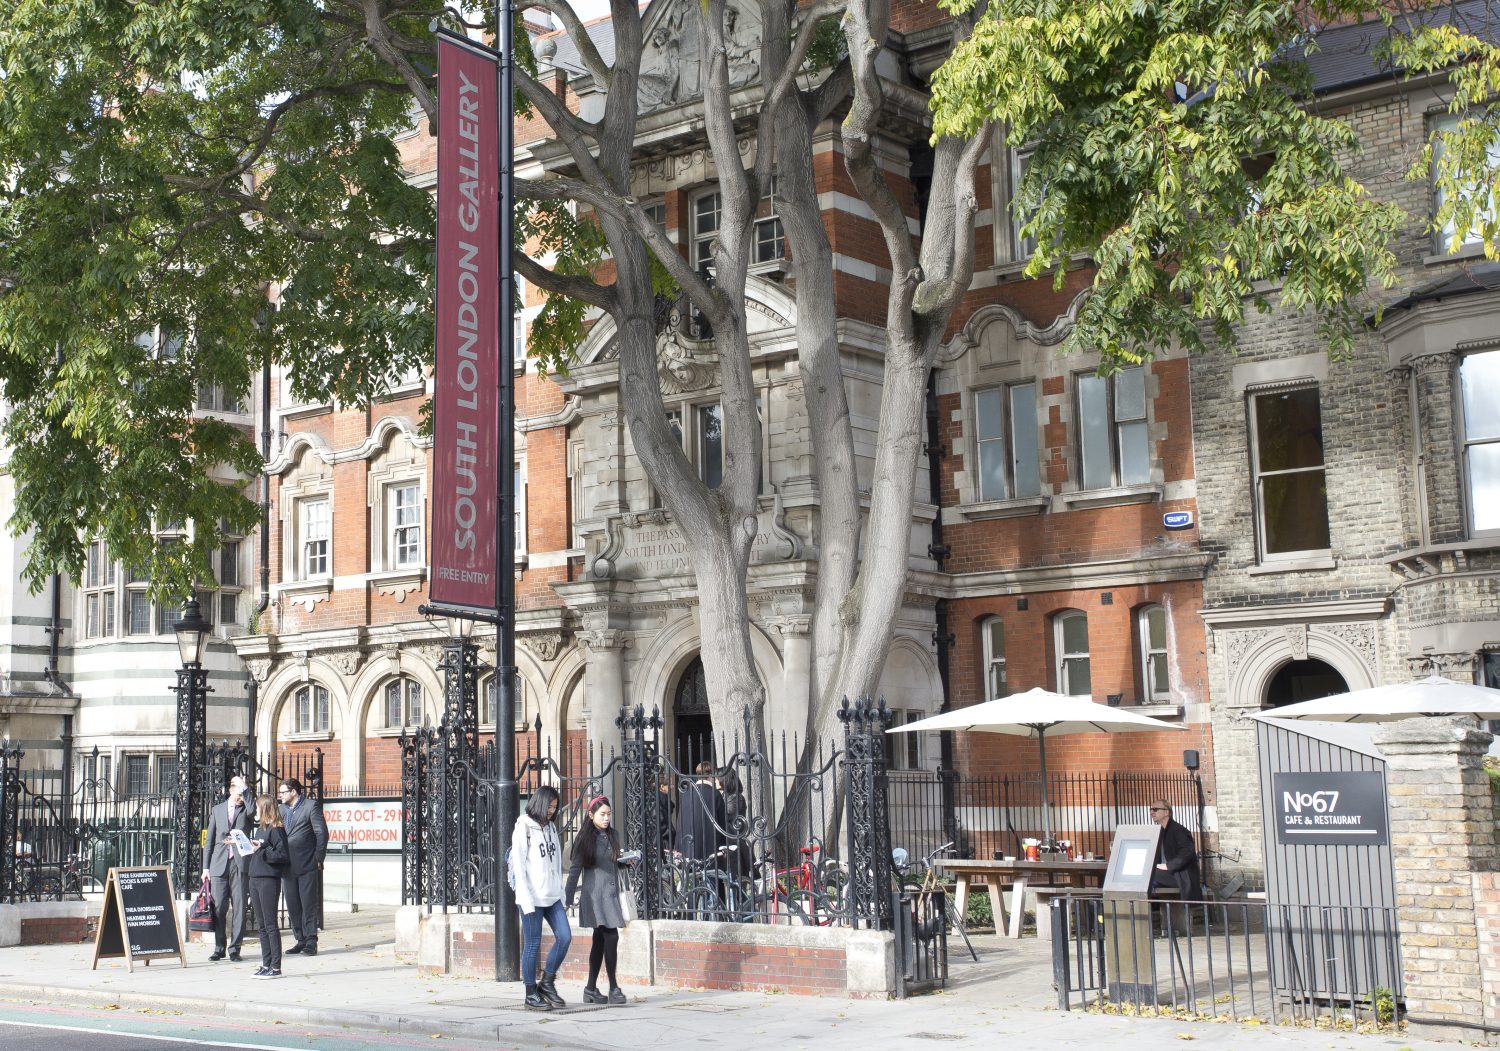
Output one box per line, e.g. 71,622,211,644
638,0,761,111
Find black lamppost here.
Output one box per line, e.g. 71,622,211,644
172,597,211,897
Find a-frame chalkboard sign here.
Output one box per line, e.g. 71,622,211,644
91,866,187,971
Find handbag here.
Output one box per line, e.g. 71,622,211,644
618,885,639,925
188,875,215,933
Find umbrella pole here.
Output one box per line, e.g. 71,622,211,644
1037,725,1053,851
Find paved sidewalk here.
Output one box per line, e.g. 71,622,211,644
0,908,1460,1050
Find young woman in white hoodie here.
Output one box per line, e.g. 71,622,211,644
512,785,571,1010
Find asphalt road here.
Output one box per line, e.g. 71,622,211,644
0,1002,540,1051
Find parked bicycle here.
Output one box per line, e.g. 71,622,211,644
751,841,849,927
892,841,976,960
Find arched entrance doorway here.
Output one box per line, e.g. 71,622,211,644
673,657,714,771
1265,658,1348,708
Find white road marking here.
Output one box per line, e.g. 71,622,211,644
0,1017,309,1050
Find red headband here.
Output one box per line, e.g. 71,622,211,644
588,794,609,811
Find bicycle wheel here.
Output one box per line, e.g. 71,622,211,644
687,886,721,922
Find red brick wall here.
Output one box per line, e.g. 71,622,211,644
21,915,96,945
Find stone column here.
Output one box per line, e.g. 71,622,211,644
1410,351,1465,545
580,629,627,760
773,617,811,738
1373,716,1497,1040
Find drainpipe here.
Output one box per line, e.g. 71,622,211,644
257,353,271,616
924,373,960,851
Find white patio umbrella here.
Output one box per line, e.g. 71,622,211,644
1248,675,1500,723
888,687,1184,847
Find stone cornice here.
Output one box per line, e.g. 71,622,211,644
911,551,1214,601
1199,597,1390,627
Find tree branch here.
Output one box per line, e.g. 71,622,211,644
513,250,616,312
518,0,614,89
360,0,438,121
513,66,612,187
807,57,853,125
764,0,846,119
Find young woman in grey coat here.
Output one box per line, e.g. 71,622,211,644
565,795,631,1005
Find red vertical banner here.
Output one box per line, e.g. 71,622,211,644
431,33,501,614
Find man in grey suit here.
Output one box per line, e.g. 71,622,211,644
278,777,328,956
202,774,254,962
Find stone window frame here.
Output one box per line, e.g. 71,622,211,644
1072,365,1151,492
297,496,331,579
278,451,335,601
381,676,426,730
482,674,530,732
884,710,925,770
81,537,117,640
292,682,332,737
1427,109,1500,257
988,136,1038,267
1054,609,1091,696
1135,603,1171,704
972,381,1043,503
1245,379,1334,565
981,615,1009,701
365,427,427,597
1457,348,1500,537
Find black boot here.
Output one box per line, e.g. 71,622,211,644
537,971,565,1008
524,986,553,1011
582,985,607,1004
607,987,627,1005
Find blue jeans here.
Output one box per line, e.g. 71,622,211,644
520,899,572,982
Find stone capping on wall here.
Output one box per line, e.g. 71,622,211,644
0,899,102,947
398,907,897,998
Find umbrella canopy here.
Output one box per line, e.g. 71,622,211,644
888,688,1183,847
887,687,1185,737
1248,675,1500,723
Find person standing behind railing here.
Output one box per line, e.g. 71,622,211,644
716,766,748,879
513,785,571,1012
1149,800,1202,901
675,762,725,863
565,795,632,1006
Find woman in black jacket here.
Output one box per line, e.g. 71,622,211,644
247,793,290,978
565,795,631,1005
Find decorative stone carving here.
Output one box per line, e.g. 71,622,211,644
373,575,423,603
771,616,811,639
657,325,716,395
1283,623,1309,661
1408,651,1479,679
579,629,627,653
1410,349,1459,377
245,658,273,683
1314,621,1378,668
1221,628,1271,683
638,0,761,111
520,631,565,663
765,488,804,562
325,649,365,677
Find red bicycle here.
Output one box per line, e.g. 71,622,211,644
753,842,848,926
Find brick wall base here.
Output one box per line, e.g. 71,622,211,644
405,909,895,998
0,901,103,947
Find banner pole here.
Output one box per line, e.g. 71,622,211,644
493,0,520,984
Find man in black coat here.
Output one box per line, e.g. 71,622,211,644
278,777,328,956
674,763,725,862
1149,800,1203,902
202,774,254,961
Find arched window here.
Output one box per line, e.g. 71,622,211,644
1054,611,1090,696
483,675,528,730
982,617,1009,701
1137,605,1170,703
383,677,424,729
294,684,330,734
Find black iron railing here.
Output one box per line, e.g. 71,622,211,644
1051,894,1403,1029
888,769,1205,869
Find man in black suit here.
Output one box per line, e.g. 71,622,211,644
202,773,254,961
278,777,328,956
1149,800,1203,901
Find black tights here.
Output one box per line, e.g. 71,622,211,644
587,926,619,989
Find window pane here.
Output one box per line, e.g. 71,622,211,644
1149,652,1169,697
1118,420,1150,485
1078,374,1112,490
157,757,177,796
385,682,401,727
219,592,238,626
699,404,723,490
128,592,151,635
318,686,330,731
1469,443,1500,533
1462,352,1500,442
407,680,423,725
975,389,1004,442
1115,368,1146,421
103,590,115,636
220,542,241,587
1261,470,1331,553
977,441,1007,503
1064,657,1091,696
1146,606,1167,650
1061,612,1088,654
1009,383,1040,498
1254,388,1324,472
86,595,100,639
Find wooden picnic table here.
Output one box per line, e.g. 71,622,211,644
934,858,1108,938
